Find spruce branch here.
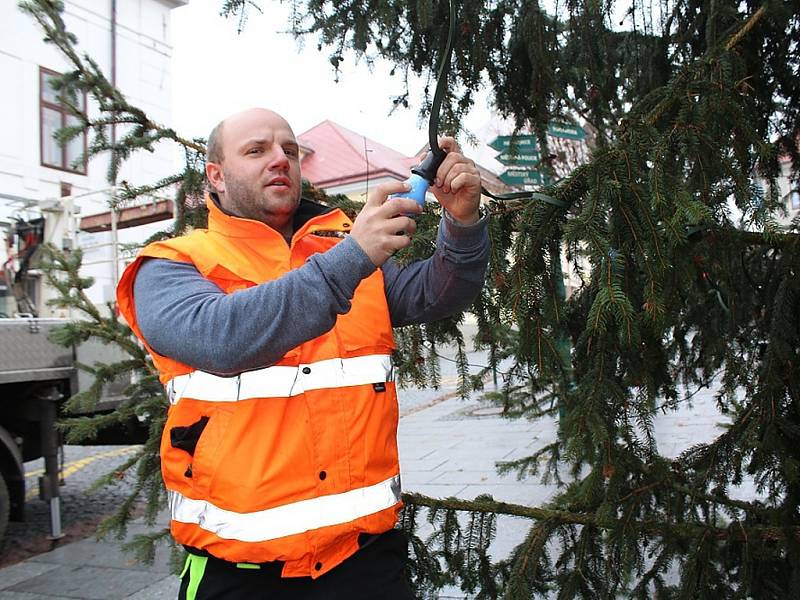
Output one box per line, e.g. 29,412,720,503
403,492,799,543
724,4,768,52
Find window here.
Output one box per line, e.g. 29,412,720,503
791,184,800,210
40,67,87,174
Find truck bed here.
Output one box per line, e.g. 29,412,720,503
0,319,76,385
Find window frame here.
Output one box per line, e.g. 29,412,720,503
39,66,88,175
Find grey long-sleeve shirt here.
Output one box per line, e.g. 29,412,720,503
133,212,489,375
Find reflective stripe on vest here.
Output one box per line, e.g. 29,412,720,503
168,474,402,542
166,354,393,404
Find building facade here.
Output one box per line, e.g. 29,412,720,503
298,120,510,202
0,0,186,315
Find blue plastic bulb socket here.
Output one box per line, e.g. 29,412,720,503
390,173,430,208
388,149,446,208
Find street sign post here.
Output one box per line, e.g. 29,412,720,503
489,124,585,188
499,169,549,187
547,122,586,140
488,135,539,152
495,151,540,166
489,124,585,150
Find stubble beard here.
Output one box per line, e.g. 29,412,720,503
221,170,298,228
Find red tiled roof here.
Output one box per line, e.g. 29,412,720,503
297,120,417,187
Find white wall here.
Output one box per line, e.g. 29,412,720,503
0,0,186,313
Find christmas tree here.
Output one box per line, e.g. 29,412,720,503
22,0,800,596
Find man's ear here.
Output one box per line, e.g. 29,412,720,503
206,162,225,193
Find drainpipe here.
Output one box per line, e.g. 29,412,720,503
110,0,117,151
110,0,119,289
110,191,119,289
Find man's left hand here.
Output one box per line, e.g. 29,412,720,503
428,137,483,225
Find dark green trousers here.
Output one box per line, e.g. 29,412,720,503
178,530,415,600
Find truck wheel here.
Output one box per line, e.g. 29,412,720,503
0,474,8,546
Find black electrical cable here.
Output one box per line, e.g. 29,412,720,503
423,0,566,210
405,0,455,184
427,0,456,156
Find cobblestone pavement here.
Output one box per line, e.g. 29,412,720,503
1,446,141,569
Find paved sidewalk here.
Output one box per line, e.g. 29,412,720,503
0,376,737,599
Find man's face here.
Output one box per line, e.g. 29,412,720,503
210,109,302,231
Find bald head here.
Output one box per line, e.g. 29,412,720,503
207,108,294,164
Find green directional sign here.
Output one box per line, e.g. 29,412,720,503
495,150,540,166
547,122,586,140
499,169,549,187
488,135,539,152
490,124,586,149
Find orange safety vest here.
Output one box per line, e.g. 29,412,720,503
116,196,401,578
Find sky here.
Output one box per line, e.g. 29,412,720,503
169,0,499,166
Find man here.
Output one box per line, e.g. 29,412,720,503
116,108,489,599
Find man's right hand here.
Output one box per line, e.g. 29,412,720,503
349,181,422,267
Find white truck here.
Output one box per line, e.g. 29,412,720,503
0,205,145,545
0,317,78,544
